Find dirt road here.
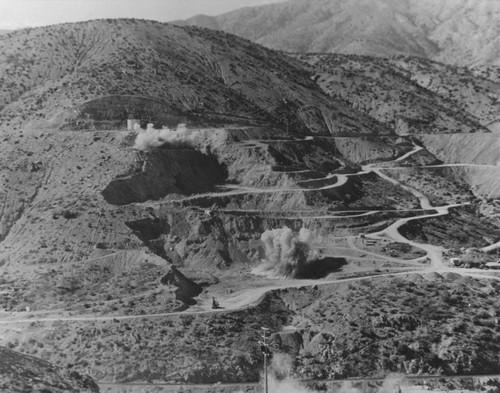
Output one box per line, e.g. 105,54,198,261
2,143,498,326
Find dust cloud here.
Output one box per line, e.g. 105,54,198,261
262,353,408,393
134,123,204,150
252,226,320,278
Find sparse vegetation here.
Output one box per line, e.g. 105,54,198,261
1,17,499,391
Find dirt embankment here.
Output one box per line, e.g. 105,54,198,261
417,133,500,197
418,134,500,165
332,136,411,165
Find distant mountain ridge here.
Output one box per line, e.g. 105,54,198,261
178,0,500,66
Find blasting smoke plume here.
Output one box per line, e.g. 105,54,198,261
265,355,409,393
134,123,206,150
253,226,319,278
265,353,315,393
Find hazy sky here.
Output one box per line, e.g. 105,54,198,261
0,0,287,30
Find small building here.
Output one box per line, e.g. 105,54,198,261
127,119,140,131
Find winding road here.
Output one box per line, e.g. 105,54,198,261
1,141,498,326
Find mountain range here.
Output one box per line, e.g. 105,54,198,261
1,16,500,388
178,0,500,66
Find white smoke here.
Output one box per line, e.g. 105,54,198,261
266,359,408,393
253,226,319,278
271,353,295,380
134,123,207,150
264,376,409,393
267,375,315,393
265,354,409,393
379,373,407,392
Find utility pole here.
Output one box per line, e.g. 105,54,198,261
259,327,271,393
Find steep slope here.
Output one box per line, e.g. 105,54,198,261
2,19,500,388
0,346,99,393
384,57,500,130
417,133,500,197
178,0,500,66
0,19,389,136
295,53,492,134
293,53,500,197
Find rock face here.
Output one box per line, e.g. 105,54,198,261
179,0,500,66
0,346,99,393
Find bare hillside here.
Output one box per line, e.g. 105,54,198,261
178,0,500,66
1,19,500,389
0,19,388,136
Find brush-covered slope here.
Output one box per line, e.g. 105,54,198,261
0,19,389,136
2,18,500,387
295,53,500,197
295,53,498,134
0,346,99,393
385,57,500,130
178,0,500,66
